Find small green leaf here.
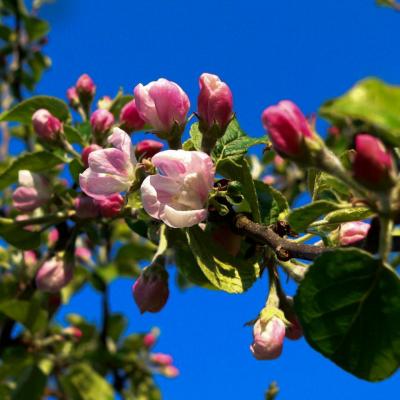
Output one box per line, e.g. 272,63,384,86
0,300,48,333
59,363,114,400
0,151,64,190
325,207,374,224
64,125,86,146
288,200,341,232
254,180,289,225
0,96,70,124
320,78,400,147
313,171,349,201
108,313,128,341
187,225,259,293
23,15,50,41
295,248,400,381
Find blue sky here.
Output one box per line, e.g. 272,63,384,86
34,0,400,398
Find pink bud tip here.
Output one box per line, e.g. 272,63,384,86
261,100,313,158
90,109,115,134
163,365,180,378
48,228,59,247
36,257,73,293
76,74,96,96
143,333,157,348
74,195,99,219
339,221,370,246
81,144,102,168
250,317,286,360
135,139,164,159
353,134,394,190
63,326,83,339
67,87,79,107
95,193,124,218
150,353,173,366
32,109,62,141
98,96,112,110
197,72,233,131
119,99,145,132
132,271,169,314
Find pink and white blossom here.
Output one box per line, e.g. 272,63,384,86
79,128,137,199
141,150,215,228
36,257,74,293
134,78,190,135
12,170,51,212
250,317,286,360
90,109,114,134
340,221,370,246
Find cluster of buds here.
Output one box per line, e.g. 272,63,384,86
150,352,179,378
32,109,63,142
132,265,169,314
74,193,124,219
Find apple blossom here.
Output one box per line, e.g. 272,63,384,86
140,150,215,228
262,100,313,158
76,73,96,97
250,317,286,360
82,144,102,168
80,127,137,199
32,109,62,141
12,170,51,212
134,78,190,138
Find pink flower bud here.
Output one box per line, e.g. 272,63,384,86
143,333,157,348
23,250,37,268
135,140,163,160
32,109,62,141
132,269,169,314
74,195,99,219
197,73,233,132
82,144,102,168
119,99,145,132
262,175,276,185
134,78,190,136
97,96,112,110
282,297,303,341
261,100,313,158
36,257,74,293
67,87,79,108
48,228,59,247
250,317,286,360
141,150,215,228
76,73,96,97
75,247,92,263
12,170,51,212
90,109,115,134
63,326,83,339
339,221,370,246
353,134,394,190
162,365,180,378
94,193,124,218
150,353,173,366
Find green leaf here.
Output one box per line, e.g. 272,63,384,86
23,15,50,41
11,365,47,400
313,171,350,201
115,242,154,274
0,25,13,41
288,200,341,232
64,125,86,146
186,225,259,293
0,300,48,333
0,96,70,124
59,363,114,400
217,157,261,222
0,151,64,190
109,94,133,119
69,158,84,183
254,180,289,225
325,207,374,224
108,313,128,342
295,248,400,381
0,221,41,250
320,78,400,147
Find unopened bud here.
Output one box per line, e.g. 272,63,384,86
90,109,115,135
63,326,83,339
339,221,370,246
36,256,74,293
95,193,124,218
135,140,163,160
119,99,145,132
67,87,79,108
76,73,96,98
32,109,62,141
150,353,173,366
143,332,157,348
97,96,112,110
132,268,169,314
353,134,395,190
